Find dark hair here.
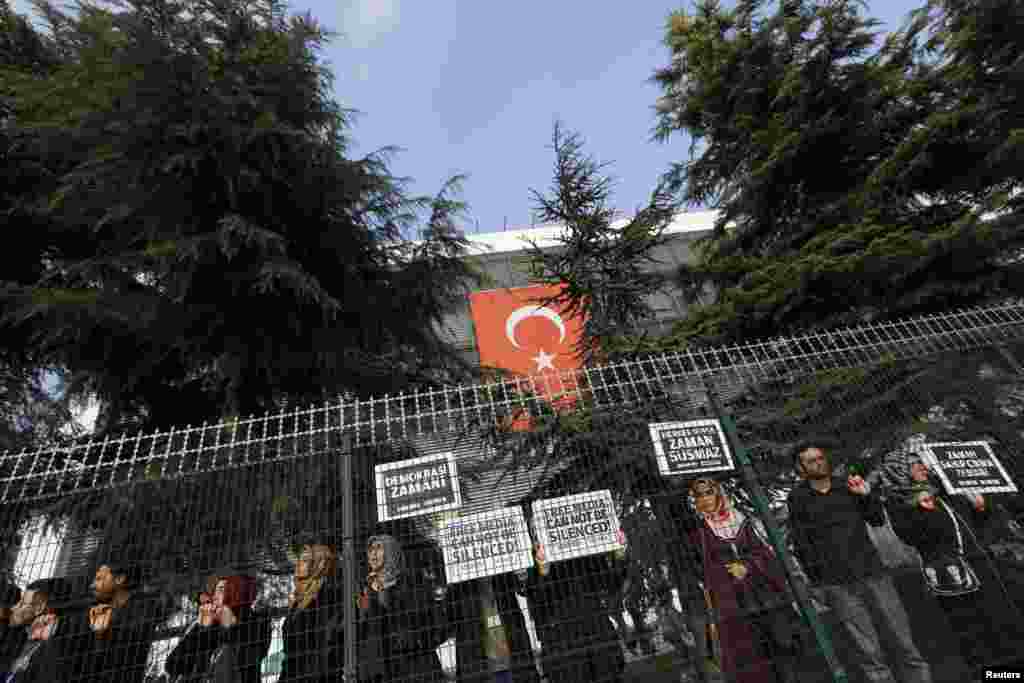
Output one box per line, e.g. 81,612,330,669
293,529,341,549
217,575,259,612
0,577,20,607
790,439,837,469
101,560,144,590
25,577,71,613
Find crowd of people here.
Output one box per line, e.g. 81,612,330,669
0,440,1022,683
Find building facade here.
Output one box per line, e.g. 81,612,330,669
437,210,718,367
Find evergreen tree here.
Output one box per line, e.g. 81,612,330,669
523,121,681,361
0,0,484,440
0,0,479,592
1,0,79,451
650,0,1023,345
645,0,1024,492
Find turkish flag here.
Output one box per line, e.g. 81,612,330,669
469,284,586,425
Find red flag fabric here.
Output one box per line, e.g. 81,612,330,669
469,284,586,425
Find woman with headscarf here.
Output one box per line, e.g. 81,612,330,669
357,534,446,683
279,539,344,682
165,574,271,683
879,450,1024,674
688,478,797,683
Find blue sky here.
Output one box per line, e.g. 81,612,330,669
309,0,926,234
14,0,926,234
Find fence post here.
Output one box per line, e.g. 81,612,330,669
341,431,357,682
704,382,849,683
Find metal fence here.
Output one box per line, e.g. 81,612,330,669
1,302,1024,683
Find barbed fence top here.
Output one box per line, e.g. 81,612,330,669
2,301,1023,504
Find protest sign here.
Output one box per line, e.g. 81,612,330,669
648,419,734,477
922,441,1018,495
440,508,534,584
532,490,623,563
375,452,462,522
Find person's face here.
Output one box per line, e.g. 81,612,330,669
296,544,330,580
910,461,930,483
94,565,118,597
10,590,47,626
798,448,831,480
692,484,722,515
213,579,227,609
368,543,385,573
296,546,314,581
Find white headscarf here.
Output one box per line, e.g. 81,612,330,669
367,535,404,590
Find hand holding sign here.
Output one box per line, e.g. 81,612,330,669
534,544,548,576
532,490,624,564
613,530,627,561
923,441,1018,495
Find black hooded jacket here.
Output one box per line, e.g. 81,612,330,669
278,576,344,683
165,608,271,683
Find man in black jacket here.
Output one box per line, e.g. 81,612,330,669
522,542,627,683
787,442,931,683
447,573,538,683
0,577,73,681
65,560,153,683
654,494,711,682
0,578,23,676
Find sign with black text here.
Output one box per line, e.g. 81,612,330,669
440,508,534,584
375,452,462,522
648,419,734,477
532,490,623,563
923,441,1018,495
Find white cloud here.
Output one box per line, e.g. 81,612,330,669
340,0,401,49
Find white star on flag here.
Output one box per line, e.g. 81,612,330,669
531,349,556,372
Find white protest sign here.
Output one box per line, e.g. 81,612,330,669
648,419,735,477
374,452,462,523
440,507,534,584
532,490,623,564
922,441,1018,495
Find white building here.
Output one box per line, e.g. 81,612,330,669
437,209,718,366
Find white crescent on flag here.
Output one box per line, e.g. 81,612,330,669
505,305,567,349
